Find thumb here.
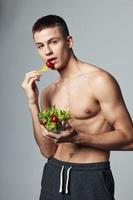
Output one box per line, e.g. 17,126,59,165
61,120,70,129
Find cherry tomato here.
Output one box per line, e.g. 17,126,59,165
50,115,58,123
46,60,54,69
40,120,47,126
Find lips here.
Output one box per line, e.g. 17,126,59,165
46,58,57,69
47,57,57,62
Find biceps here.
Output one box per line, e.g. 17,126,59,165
101,101,133,130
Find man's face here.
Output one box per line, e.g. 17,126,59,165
33,26,73,70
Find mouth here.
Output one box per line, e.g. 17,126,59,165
46,58,57,69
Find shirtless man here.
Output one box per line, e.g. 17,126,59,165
22,15,133,200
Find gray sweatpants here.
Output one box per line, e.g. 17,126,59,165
39,157,115,200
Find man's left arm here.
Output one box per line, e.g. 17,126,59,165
72,73,133,150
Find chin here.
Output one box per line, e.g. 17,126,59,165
57,64,66,71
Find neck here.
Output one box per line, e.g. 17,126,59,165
57,53,82,81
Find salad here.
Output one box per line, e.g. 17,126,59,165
38,106,71,132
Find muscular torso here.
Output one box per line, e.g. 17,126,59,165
46,64,114,163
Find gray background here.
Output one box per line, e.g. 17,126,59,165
0,0,133,199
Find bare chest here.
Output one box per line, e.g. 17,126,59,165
50,77,100,120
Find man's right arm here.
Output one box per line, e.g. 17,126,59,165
22,71,58,158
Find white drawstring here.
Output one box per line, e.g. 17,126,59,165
59,165,64,193
65,167,72,194
59,166,72,194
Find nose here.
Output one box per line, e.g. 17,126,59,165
45,45,53,56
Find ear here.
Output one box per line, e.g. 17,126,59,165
66,36,73,48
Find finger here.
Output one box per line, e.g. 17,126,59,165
28,70,42,76
28,77,39,87
47,131,60,139
54,139,58,143
40,125,48,134
22,77,39,95
41,130,50,139
24,71,42,83
64,121,71,129
40,127,49,138
32,82,38,91
28,74,41,83
41,129,47,137
22,76,38,88
61,121,70,130
40,126,57,140
68,118,74,126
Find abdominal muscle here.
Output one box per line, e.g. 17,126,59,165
53,117,112,163
54,143,110,163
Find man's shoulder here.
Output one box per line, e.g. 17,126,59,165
82,62,119,94
82,63,121,102
93,68,117,86
86,64,120,97
84,62,115,82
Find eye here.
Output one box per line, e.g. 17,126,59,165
51,39,58,45
38,46,42,49
37,44,44,49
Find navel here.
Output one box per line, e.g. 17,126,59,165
69,152,75,158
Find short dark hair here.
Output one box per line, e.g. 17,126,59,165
32,15,69,38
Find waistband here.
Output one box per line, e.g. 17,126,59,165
48,157,110,170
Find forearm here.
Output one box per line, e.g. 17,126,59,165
73,129,133,151
29,103,58,157
115,141,133,150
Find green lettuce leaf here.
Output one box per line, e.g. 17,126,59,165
38,106,71,131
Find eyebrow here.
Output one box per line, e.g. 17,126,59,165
35,37,59,45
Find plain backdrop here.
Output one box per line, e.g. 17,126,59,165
0,0,133,199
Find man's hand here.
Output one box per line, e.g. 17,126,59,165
21,70,42,105
40,122,77,143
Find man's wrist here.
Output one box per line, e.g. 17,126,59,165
28,101,39,111
71,131,91,146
